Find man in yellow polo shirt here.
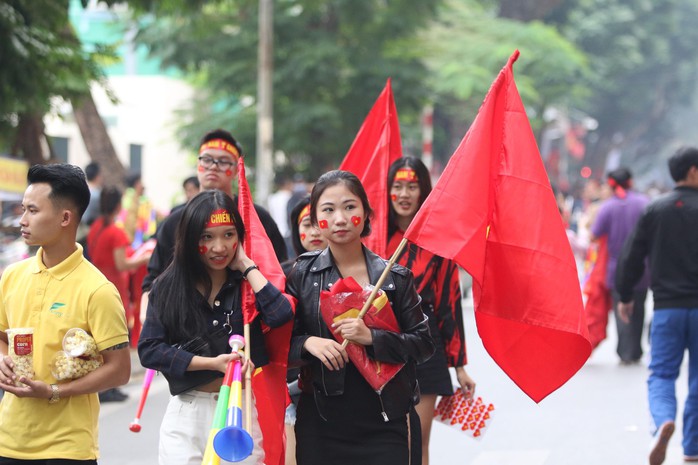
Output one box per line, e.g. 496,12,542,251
0,163,131,464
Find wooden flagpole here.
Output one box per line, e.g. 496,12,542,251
340,237,408,349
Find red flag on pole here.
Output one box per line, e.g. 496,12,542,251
339,78,402,257
237,158,296,465
403,50,591,403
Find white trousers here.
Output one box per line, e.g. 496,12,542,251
159,389,265,465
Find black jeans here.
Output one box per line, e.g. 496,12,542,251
0,458,97,465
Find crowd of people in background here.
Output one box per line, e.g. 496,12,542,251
0,134,696,465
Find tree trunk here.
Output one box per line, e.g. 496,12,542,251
12,114,47,166
72,91,125,188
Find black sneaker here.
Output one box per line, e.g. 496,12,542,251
99,388,129,403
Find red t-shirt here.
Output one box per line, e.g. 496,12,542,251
87,218,131,306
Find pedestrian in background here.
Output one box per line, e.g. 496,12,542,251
615,147,698,465
280,196,327,465
590,167,650,364
88,186,152,402
386,157,475,465
142,129,287,295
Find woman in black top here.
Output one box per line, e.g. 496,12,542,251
138,190,293,465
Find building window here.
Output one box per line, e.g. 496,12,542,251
52,137,69,163
129,144,142,171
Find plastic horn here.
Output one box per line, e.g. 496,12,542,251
129,368,155,432
202,335,246,465
213,335,254,462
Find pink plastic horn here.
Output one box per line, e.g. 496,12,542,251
129,368,155,432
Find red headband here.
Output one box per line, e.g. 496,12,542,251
607,178,627,199
205,208,234,228
297,204,311,225
394,168,418,182
199,139,240,160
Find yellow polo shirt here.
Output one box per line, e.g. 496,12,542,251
0,244,128,460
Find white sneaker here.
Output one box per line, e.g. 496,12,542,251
649,420,675,465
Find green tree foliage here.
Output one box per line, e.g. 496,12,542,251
554,0,698,169
135,0,440,177
414,0,588,158
0,0,116,160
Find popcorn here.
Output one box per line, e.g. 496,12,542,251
50,350,103,381
5,328,35,386
62,328,98,358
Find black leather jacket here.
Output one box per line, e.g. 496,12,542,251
286,246,435,421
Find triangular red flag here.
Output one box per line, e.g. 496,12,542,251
339,78,402,257
237,158,296,465
403,50,591,403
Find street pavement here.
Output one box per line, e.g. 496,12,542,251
97,291,691,465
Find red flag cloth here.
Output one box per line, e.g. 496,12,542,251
403,50,591,403
237,158,296,465
339,78,402,258
582,237,612,350
319,277,404,392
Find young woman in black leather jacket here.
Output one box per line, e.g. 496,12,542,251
286,170,435,465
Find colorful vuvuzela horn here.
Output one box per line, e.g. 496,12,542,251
129,368,155,433
202,335,253,464
213,335,254,462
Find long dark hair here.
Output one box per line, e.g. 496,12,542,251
387,157,432,238
154,190,245,342
310,170,373,237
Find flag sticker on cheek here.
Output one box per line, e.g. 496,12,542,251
318,220,328,229
199,245,208,255
197,165,205,173
351,216,361,227
300,233,306,241
391,194,397,202
225,169,233,176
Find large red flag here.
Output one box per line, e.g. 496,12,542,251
403,50,591,403
237,158,296,465
339,78,402,257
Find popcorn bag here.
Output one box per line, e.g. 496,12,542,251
63,328,98,358
50,328,103,380
5,328,35,386
51,350,103,381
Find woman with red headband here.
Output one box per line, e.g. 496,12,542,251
387,156,476,465
138,190,293,465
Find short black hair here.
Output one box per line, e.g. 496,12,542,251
668,147,698,182
199,129,243,158
606,167,632,188
183,176,199,189
84,162,101,182
125,171,141,188
100,186,123,217
27,163,90,219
